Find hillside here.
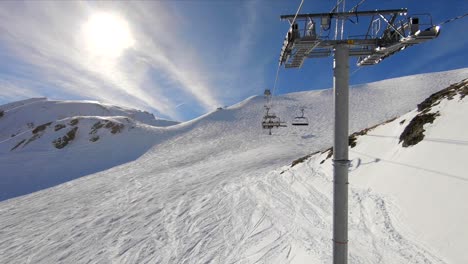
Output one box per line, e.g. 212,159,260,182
289,77,468,263
350,78,468,263
0,68,467,263
0,99,178,200
0,98,178,142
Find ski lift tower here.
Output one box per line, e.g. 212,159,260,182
279,4,440,264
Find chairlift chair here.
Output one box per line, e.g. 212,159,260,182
292,108,309,126
262,115,284,128
261,106,286,135
261,108,280,128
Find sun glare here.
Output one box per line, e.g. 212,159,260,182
82,12,135,58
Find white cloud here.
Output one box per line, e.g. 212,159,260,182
0,76,42,102
0,1,226,120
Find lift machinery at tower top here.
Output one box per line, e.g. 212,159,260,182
279,8,440,68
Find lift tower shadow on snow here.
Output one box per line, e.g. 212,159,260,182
279,5,440,264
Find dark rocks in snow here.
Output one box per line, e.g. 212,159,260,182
90,120,125,135
90,121,105,134
320,148,333,164
0,110,4,118
460,80,468,99
399,78,467,148
11,139,26,151
105,121,124,134
290,148,331,167
53,127,78,149
12,122,53,150
291,151,319,167
417,78,468,113
69,118,79,126
348,136,358,148
349,129,370,148
54,124,66,131
23,134,41,148
399,112,439,147
32,122,51,134
12,118,125,151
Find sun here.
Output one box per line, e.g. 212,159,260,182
82,12,135,58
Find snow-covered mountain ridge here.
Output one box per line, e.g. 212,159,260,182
0,68,467,263
0,98,180,200
6,116,138,153
0,98,178,143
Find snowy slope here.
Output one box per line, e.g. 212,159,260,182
0,68,467,263
288,77,468,263
348,78,468,263
0,99,179,200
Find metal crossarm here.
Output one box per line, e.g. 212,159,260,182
279,8,439,68
280,8,407,21
357,25,440,66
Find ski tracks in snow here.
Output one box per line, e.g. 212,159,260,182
0,131,448,264
0,153,447,264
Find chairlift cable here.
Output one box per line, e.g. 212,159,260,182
330,0,345,13
290,0,305,27
438,13,468,26
265,0,305,132
349,0,367,13
272,64,281,96
270,0,304,108
266,64,280,108
347,0,367,23
350,66,361,76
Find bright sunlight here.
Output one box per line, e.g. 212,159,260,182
81,12,135,58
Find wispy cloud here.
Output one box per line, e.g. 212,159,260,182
0,1,290,120
210,0,270,103
123,1,223,110
0,1,230,120
0,76,42,101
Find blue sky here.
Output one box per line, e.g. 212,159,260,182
0,0,466,121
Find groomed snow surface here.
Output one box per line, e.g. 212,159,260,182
0,68,467,263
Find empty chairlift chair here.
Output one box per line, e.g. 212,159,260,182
292,108,309,126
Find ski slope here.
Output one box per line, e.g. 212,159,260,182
0,68,467,263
